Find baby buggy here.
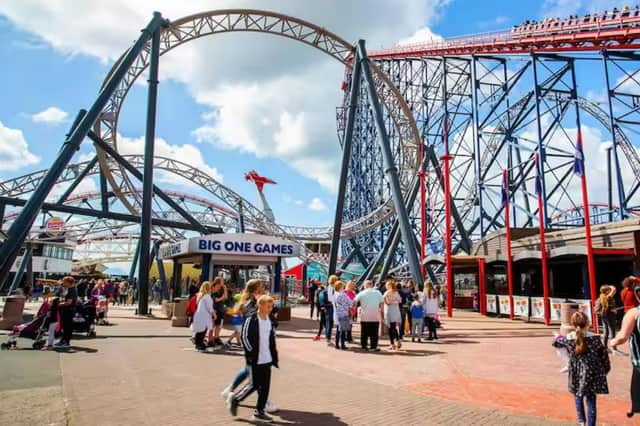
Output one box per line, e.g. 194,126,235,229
71,299,97,337
1,314,48,350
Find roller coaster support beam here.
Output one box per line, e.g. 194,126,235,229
602,50,628,219
531,54,550,226
153,240,169,301
329,46,362,275
129,238,141,288
138,15,162,316
56,155,99,204
0,196,220,233
341,238,369,272
87,132,207,234
0,12,165,293
7,242,31,295
357,40,423,285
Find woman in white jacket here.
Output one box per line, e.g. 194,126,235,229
191,281,215,351
422,281,440,340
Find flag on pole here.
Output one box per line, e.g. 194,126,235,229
573,129,585,177
501,169,509,207
534,153,542,196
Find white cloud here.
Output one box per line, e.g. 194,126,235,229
31,106,68,125
308,197,327,211
0,0,448,194
0,121,40,171
399,27,443,45
116,134,224,186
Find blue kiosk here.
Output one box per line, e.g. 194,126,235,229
158,233,302,298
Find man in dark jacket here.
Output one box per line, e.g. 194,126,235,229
228,295,279,423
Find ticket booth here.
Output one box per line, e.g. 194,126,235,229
158,233,302,315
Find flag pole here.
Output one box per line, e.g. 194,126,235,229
442,114,453,318
536,154,551,326
419,141,427,281
575,128,599,333
503,169,514,320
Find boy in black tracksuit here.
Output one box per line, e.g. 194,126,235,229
229,295,279,423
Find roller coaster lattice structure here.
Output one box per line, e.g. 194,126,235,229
1,9,640,297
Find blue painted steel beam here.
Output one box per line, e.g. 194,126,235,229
56,156,98,205
138,17,162,316
129,238,141,286
0,12,165,291
329,46,361,275
7,243,31,295
357,40,423,286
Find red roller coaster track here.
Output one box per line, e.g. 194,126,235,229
369,11,640,59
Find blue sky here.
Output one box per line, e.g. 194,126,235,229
0,0,624,232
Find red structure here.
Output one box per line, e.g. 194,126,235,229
245,170,277,192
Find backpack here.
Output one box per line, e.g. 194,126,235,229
186,295,197,317
318,290,327,307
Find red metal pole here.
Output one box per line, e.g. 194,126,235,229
504,170,514,320
581,170,599,333
537,190,551,326
442,116,453,317
419,143,426,280
478,258,486,315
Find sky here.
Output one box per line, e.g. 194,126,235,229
0,0,627,239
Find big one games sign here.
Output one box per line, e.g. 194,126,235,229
159,234,302,259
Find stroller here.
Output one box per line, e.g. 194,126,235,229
1,314,48,350
71,299,97,337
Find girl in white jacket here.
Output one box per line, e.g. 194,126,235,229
422,282,440,340
191,281,215,351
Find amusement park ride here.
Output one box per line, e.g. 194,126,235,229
1,8,640,317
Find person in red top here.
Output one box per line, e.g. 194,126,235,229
621,276,640,312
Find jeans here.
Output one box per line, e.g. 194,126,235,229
400,307,410,338
61,311,73,344
601,314,616,348
317,310,326,337
388,322,399,345
573,393,596,426
235,363,272,414
325,307,334,341
425,316,438,339
360,321,379,349
230,366,249,391
194,331,206,350
411,318,424,340
46,323,57,346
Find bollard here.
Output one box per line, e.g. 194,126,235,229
559,302,579,336
0,295,26,330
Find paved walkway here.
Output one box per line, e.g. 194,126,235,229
0,302,636,425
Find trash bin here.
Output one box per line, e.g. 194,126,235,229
171,297,189,327
0,295,26,330
560,302,579,335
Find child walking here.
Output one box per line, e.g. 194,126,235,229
227,302,243,346
410,294,424,342
553,311,610,426
229,295,279,423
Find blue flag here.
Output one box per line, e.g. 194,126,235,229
573,130,585,178
501,169,509,206
535,154,542,196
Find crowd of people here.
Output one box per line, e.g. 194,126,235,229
309,276,444,352
512,5,640,35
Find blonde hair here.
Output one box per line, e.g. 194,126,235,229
239,279,262,306
328,275,339,288
424,281,435,297
258,294,274,306
197,281,212,301
599,285,611,313
61,276,74,286
571,311,589,355
334,281,344,292
385,279,396,292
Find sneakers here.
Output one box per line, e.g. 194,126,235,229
251,411,273,423
313,335,320,341
54,341,69,348
221,386,232,400
227,394,238,417
265,400,279,414
41,345,52,351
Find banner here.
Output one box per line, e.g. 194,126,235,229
486,294,497,313
530,297,545,319
498,295,511,316
549,298,565,321
571,299,593,325
512,296,529,317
